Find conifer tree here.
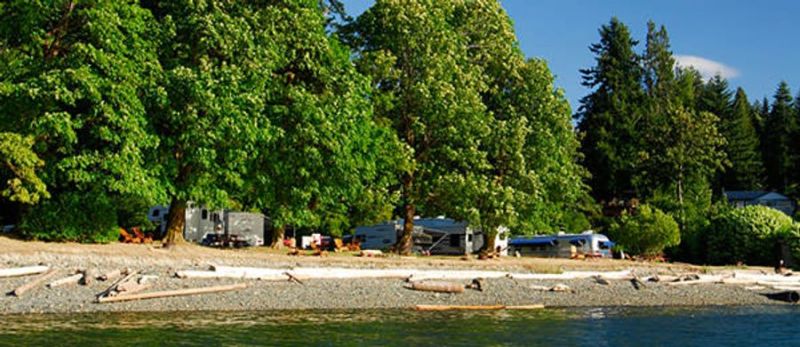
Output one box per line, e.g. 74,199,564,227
763,82,795,193
721,88,764,190
577,17,644,202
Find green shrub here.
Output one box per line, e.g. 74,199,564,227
706,205,794,266
608,204,680,256
19,191,119,243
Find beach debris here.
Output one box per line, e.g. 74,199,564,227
745,285,766,291
97,270,140,298
97,283,248,303
630,277,646,290
762,291,800,303
48,273,84,288
359,250,383,257
81,268,97,286
404,281,465,294
99,268,128,282
284,272,305,285
414,304,544,311
465,278,486,292
115,280,152,296
8,269,59,297
138,275,159,285
0,265,50,278
593,275,610,285
530,283,573,293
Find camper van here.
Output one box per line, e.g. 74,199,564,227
509,231,613,258
354,217,508,255
147,203,265,247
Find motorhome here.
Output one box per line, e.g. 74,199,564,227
508,231,613,258
354,217,508,255
147,203,265,247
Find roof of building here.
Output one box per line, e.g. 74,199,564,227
724,191,774,201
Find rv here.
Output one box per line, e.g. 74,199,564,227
354,217,508,255
508,231,613,258
147,203,265,247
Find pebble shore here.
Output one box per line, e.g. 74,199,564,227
0,249,789,315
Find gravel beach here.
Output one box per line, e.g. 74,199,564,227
0,237,793,314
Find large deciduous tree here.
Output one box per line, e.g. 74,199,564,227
348,0,491,255
146,0,276,245
0,0,163,239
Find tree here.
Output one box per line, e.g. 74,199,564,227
0,0,164,239
576,17,645,202
720,88,764,190
608,204,680,256
146,0,277,245
0,133,48,205
348,0,492,254
762,82,795,193
245,0,401,247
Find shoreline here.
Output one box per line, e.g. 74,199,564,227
0,237,795,315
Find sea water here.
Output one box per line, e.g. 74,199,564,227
1,306,798,346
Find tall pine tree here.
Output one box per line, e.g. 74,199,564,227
577,17,644,202
763,82,795,193
721,88,764,190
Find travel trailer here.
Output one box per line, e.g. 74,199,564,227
508,231,613,258
147,203,265,247
354,217,508,255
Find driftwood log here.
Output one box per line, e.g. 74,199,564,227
9,269,59,297
404,281,465,294
48,273,84,288
0,265,50,278
97,283,248,303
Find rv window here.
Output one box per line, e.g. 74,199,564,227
467,234,473,242
450,234,460,247
212,213,220,223
570,239,585,247
152,210,160,217
201,209,208,220
598,242,610,250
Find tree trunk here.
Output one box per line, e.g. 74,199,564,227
163,198,187,247
483,230,497,257
399,202,415,255
271,225,285,249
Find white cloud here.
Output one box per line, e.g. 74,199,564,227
674,55,740,81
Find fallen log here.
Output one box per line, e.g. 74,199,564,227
404,281,465,294
99,269,124,282
9,269,59,297
114,282,152,296
414,304,544,311
763,291,800,303
97,270,139,298
81,269,97,286
0,265,50,278
666,276,723,286
175,269,287,281
48,273,84,288
97,283,248,303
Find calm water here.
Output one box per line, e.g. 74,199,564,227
1,306,798,346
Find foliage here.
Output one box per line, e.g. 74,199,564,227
706,205,795,265
762,82,796,193
720,88,764,190
576,17,644,201
0,133,48,204
608,204,680,256
19,190,119,243
0,0,165,237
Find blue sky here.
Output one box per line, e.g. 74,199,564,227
341,0,800,110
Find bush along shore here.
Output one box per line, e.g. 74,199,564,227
2,244,799,315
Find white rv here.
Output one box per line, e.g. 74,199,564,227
147,203,265,247
354,217,508,255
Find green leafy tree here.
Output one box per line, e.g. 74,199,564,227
146,1,278,245
245,1,402,246
577,17,645,202
608,204,680,256
706,205,795,265
0,133,48,205
721,88,764,190
349,0,492,254
762,82,796,193
0,0,164,240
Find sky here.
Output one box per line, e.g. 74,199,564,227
340,0,800,110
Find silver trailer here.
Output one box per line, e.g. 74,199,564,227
147,204,265,247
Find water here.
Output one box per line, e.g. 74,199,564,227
1,306,798,346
